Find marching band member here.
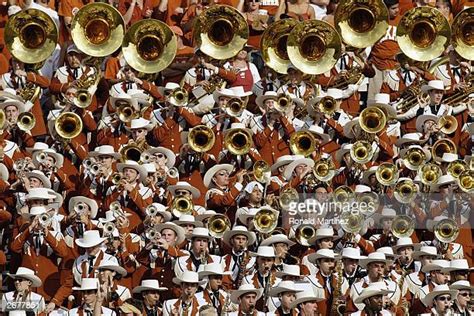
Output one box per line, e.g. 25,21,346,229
268,280,303,315
2,267,46,314
450,280,474,315
132,279,168,316
196,263,233,314
228,283,265,316
351,282,394,316
163,271,203,316
421,284,458,316
69,278,116,315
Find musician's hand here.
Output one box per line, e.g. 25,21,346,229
236,169,247,184
28,217,39,233
265,193,276,206
116,215,130,229
44,302,56,314
144,9,153,17
196,80,211,90
122,181,135,193
156,238,170,250
14,69,27,77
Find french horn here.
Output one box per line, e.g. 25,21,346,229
224,127,253,156
451,7,474,61
289,130,316,157
5,8,58,63
260,19,298,74
54,112,83,140
193,5,249,60
334,0,388,48
71,3,125,57
122,19,177,74
396,6,451,61
188,125,216,153
287,20,342,75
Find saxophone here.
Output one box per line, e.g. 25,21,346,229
331,260,346,316
236,251,250,288
221,293,231,316
201,248,208,265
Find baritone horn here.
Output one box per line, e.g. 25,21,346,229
168,87,188,107
275,94,292,113
224,127,253,156
120,143,143,162
261,19,298,74
171,196,194,218
117,104,138,122
295,224,316,246
317,96,337,116
458,170,474,193
71,3,125,57
225,98,246,117
403,147,426,170
313,158,336,182
5,8,58,64
188,125,216,153
447,160,468,179
122,19,177,73
334,0,389,48
394,179,418,204
434,218,459,243
289,131,316,157
396,6,451,61
17,112,36,131
437,115,458,134
359,106,387,134
208,214,231,238
350,140,373,164
193,5,249,60
376,162,399,186
450,7,474,61
253,207,278,234
391,215,415,238
54,112,83,140
287,20,342,75
432,138,457,162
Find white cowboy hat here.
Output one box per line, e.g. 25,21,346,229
430,174,456,191
341,247,366,260
444,259,474,272
72,278,99,291
313,88,343,103
156,222,186,245
413,246,438,260
128,89,151,107
375,247,396,259
25,142,49,153
172,270,206,286
392,237,417,252
335,143,353,163
395,133,424,147
25,170,51,189
110,93,139,111
421,284,458,307
144,147,176,168
168,181,201,199
213,88,235,103
355,184,371,193
343,118,360,139
372,208,397,223
230,283,264,304
28,206,48,217
75,230,106,248
223,122,252,137
314,227,337,241
117,160,147,183
0,99,26,113
124,118,154,132
142,163,156,174
269,280,304,297
97,260,127,276
415,114,438,132
195,210,217,222
33,149,64,168
222,225,256,247
198,263,232,278
173,214,203,228
203,164,234,188
271,155,298,173
0,88,22,101
440,153,458,163
421,80,445,93
132,279,168,293
354,282,393,304
236,207,259,224
308,125,330,143
308,249,340,264
68,196,98,219
421,259,450,273
290,284,325,308
147,203,172,221
99,211,118,223
190,227,212,241
158,82,180,96
250,246,276,258
283,157,315,181
256,91,278,109
7,267,42,287
260,234,295,247
230,86,252,97
89,145,121,159
361,166,378,185
367,93,396,118
359,252,391,269
275,264,301,278
25,188,56,200
450,280,474,292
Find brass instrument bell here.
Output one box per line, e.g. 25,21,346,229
334,0,389,48
279,188,299,210
314,158,336,182
447,160,468,179
122,19,177,73
208,214,231,238
396,7,451,61
75,89,92,109
340,212,364,234
117,104,138,122
275,94,292,113
287,20,342,75
432,138,457,162
54,112,83,140
450,7,474,61
17,112,36,131
458,170,474,193
403,147,426,171
103,222,116,235
253,160,271,183
171,196,194,218
224,127,253,156
0,109,5,129
146,204,159,217
71,3,125,57
375,162,399,186
225,98,246,117
350,140,373,164
253,207,278,234
193,5,249,60
261,19,298,74
391,215,415,238
168,87,189,106
434,218,459,243
188,125,216,153
318,96,337,116
120,144,143,162
289,131,316,157
5,8,58,63
333,185,354,203
394,179,418,204
437,115,458,134
295,224,316,246
356,192,379,216
359,106,387,134
111,172,123,185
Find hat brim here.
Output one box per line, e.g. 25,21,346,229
25,171,51,189
260,235,296,248
168,184,201,199
8,274,42,287
98,264,127,276
132,285,168,293
203,164,234,188
290,294,325,308
307,253,341,264
117,163,147,183
230,288,263,304
89,151,121,159
146,147,176,168
256,94,278,109
69,196,98,219
75,236,107,248
283,158,315,181
422,289,458,307
223,230,256,247
172,277,206,286
354,289,392,304
156,223,186,245
415,114,438,133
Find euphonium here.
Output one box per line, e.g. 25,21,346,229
432,138,457,162
117,104,138,122
458,170,474,193
171,196,194,218
54,112,83,140
359,106,387,134
396,6,451,61
253,207,278,234
434,218,460,243
120,142,145,162
224,127,253,155
193,5,248,60
188,125,216,153
275,94,292,113
447,160,468,179
418,163,442,186
261,19,298,74
122,19,177,73
287,20,342,74
295,224,316,246
17,112,36,131
73,70,101,109
168,87,189,106
451,7,474,61
318,96,337,116
279,188,299,210
289,131,316,157
314,158,336,182
333,185,354,203
394,179,418,204
391,215,415,238
376,162,399,186
5,8,58,64
350,140,373,164
208,214,231,238
334,0,389,48
437,115,458,134
403,147,426,171
225,97,246,117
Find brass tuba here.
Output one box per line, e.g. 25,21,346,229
193,5,249,60
434,218,459,243
437,115,458,134
376,162,399,186
295,224,316,246
359,106,387,134
122,19,177,74
17,112,36,132
5,8,58,64
253,207,278,234
260,19,298,74
224,127,253,155
396,7,451,61
432,138,457,162
334,0,389,48
208,214,231,238
350,140,373,164
287,20,341,75
71,3,125,57
289,131,316,157
450,7,474,61
394,179,418,204
188,125,216,153
391,215,415,238
54,112,83,140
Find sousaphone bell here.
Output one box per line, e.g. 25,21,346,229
261,19,298,74
122,19,177,74
450,7,474,61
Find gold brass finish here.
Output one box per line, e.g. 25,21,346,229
54,112,83,140
261,19,298,74
314,158,336,182
432,138,457,162
208,214,231,238
333,185,354,204
17,112,36,131
458,170,474,193
350,140,373,164
434,218,460,243
253,208,278,234
169,87,189,106
171,196,194,218
394,179,418,204
418,163,442,186
253,160,271,183
447,160,468,179
295,224,316,246
188,125,216,153
340,212,364,234
224,128,253,156
391,215,415,238
437,115,458,134
318,96,337,116
224,98,246,117
451,8,474,61
376,162,399,186
289,131,316,157
403,147,426,171
359,106,387,134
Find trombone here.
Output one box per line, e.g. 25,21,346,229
17,112,36,132
359,107,387,134
333,185,354,203
188,125,216,153
279,188,299,210
275,94,292,113
402,147,426,171
117,104,138,123
294,224,316,246
253,207,278,234
246,160,271,184
111,172,124,185
168,87,189,107
224,127,253,156
437,115,458,134
54,112,83,140
317,96,337,116
289,131,316,157
208,214,231,238
224,98,246,117
434,218,460,244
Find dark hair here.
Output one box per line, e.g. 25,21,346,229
383,0,399,7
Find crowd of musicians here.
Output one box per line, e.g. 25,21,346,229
0,0,473,314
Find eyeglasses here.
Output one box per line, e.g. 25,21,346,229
155,153,165,158
460,292,471,297
217,172,229,176
436,296,451,302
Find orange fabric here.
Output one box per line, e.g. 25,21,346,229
398,0,414,15
0,51,8,75
370,40,400,71
58,0,84,17
105,56,121,80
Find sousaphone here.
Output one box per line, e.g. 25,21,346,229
5,9,58,64
122,19,177,74
334,0,388,48
397,7,451,61
193,5,249,60
261,19,298,74
451,7,474,61
71,3,125,57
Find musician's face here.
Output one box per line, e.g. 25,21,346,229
343,258,358,274
5,105,19,123
436,1,451,19
161,228,177,245
419,255,436,266
366,295,384,312
315,187,328,202
28,199,46,207
82,289,97,306
294,164,308,178
429,89,444,104
287,68,302,84
192,237,209,253
212,169,230,187
181,282,198,297
231,235,248,250
432,270,450,285
423,120,436,133
43,156,56,169
280,292,296,309
208,275,223,291
175,189,192,199
396,246,414,264
154,152,167,166
367,262,385,279
387,4,399,19
257,256,275,273
434,294,452,312
123,167,139,183
218,96,230,107
452,270,469,281
274,242,289,259
131,128,148,141
248,186,263,204
143,290,160,305
381,218,392,231
237,50,248,60
28,177,43,189
67,52,82,68
14,278,31,292
300,301,319,315
97,155,114,169
264,99,275,112
318,258,335,275
316,237,333,249
368,174,377,186
457,290,471,307
239,293,257,311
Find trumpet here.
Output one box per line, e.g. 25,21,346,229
74,202,87,214
402,147,426,171
82,157,95,170
253,208,278,234
145,204,159,217
37,152,48,164
109,201,122,213
120,142,145,162
275,94,292,113
350,140,373,164
103,222,116,236
447,160,468,179
171,196,194,218
391,215,415,238
317,96,337,116
295,224,316,246
418,163,442,186
39,212,52,227
289,130,316,157
376,162,399,186
140,152,152,164
146,226,161,240
111,172,124,185
224,127,253,156
208,214,231,238
167,167,179,179
394,179,418,204
17,112,36,131
434,218,459,243
89,163,101,176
